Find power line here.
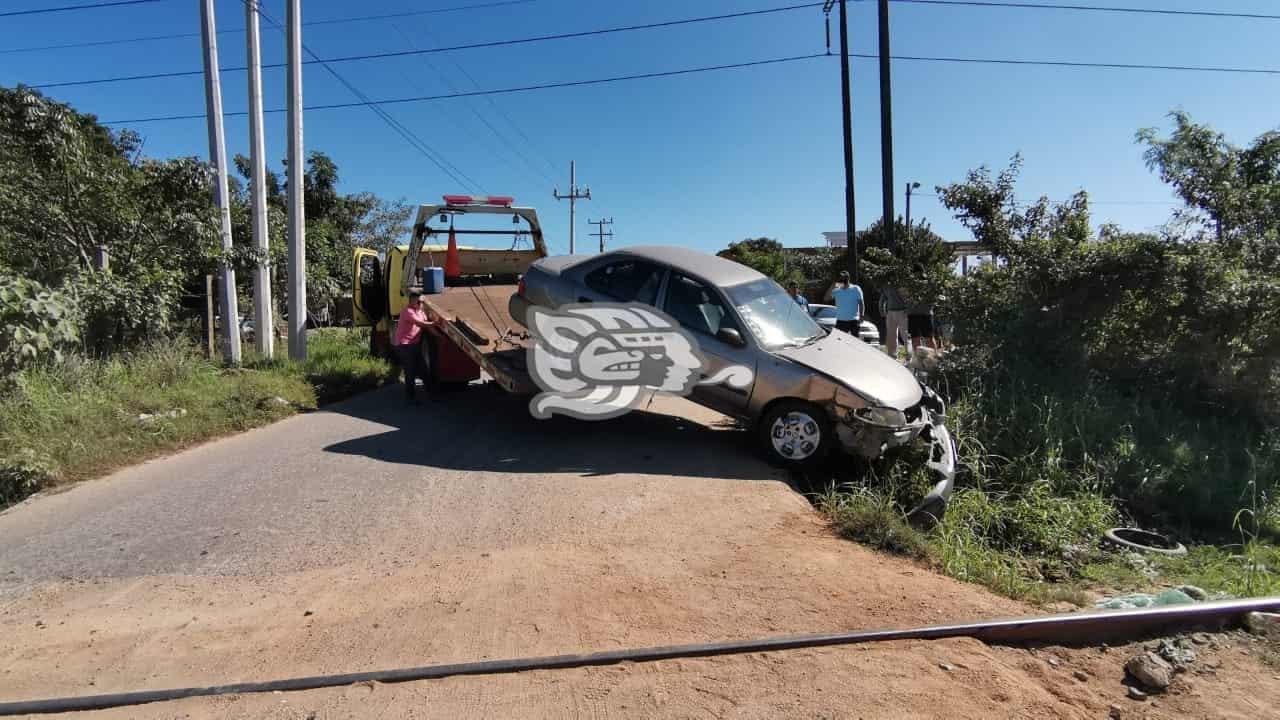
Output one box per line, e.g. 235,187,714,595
861,51,1280,76
31,2,824,89
890,0,1280,21
410,20,560,180
99,53,829,125
248,1,485,194
1,0,535,55
56,40,1280,95
390,24,556,185
0,0,164,18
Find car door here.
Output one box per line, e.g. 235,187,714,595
659,272,756,416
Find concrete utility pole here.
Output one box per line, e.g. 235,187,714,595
824,0,857,281
200,0,241,364
286,0,307,360
553,161,590,254
588,217,614,253
245,0,273,357
878,0,896,253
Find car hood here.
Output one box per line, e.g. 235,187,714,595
773,330,923,409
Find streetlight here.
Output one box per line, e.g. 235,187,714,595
905,181,921,248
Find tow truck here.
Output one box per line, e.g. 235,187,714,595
352,195,542,394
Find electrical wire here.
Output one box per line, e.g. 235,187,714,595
99,53,829,125
0,0,536,55
248,2,485,194
0,0,164,18
411,20,560,179
890,0,1280,21
390,24,556,185
30,2,825,89
98,45,1280,127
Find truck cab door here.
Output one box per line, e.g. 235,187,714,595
352,248,385,327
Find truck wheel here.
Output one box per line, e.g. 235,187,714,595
758,400,832,469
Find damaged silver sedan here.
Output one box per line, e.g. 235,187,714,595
511,245,957,516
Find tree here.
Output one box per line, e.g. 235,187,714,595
1138,111,1280,266
230,151,410,325
718,238,789,283
0,86,222,351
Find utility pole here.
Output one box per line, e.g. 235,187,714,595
286,0,307,360
245,0,273,357
588,217,614,253
825,1,857,281
905,181,920,246
200,0,241,365
553,160,590,254
878,0,896,253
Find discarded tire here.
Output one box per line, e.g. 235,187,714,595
1104,527,1187,557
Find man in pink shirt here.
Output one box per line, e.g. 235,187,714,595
394,290,433,402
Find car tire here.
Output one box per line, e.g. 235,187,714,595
1103,527,1187,557
758,400,833,470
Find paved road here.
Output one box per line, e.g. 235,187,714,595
9,383,1200,720
0,385,777,594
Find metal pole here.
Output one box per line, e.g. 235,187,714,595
837,0,857,281
286,0,307,360
200,0,241,365
878,0,895,253
245,0,273,357
569,160,576,254
905,182,912,245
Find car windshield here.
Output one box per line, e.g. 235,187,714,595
724,278,824,350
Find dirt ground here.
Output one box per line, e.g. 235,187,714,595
2,391,1278,718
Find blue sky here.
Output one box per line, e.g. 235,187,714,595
3,0,1278,255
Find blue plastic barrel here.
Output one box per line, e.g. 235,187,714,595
422,267,445,294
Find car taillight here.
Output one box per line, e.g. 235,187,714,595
517,277,526,297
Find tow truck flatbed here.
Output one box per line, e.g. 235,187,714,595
421,284,535,394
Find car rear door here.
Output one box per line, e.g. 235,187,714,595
573,258,667,307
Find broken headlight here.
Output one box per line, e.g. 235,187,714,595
854,405,908,427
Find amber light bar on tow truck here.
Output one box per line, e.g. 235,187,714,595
442,194,515,207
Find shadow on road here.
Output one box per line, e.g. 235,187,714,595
321,383,784,483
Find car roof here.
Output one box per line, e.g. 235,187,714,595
607,245,765,287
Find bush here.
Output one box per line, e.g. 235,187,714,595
0,274,79,379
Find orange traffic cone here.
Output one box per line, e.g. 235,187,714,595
444,224,461,280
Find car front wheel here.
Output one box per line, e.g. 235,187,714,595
758,400,832,469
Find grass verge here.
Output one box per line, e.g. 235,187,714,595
0,328,394,506
815,367,1279,606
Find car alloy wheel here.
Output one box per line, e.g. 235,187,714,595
770,410,822,460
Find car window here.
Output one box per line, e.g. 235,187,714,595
584,260,664,304
815,307,838,319
663,273,738,338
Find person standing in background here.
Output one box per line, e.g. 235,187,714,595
831,271,864,335
907,299,937,352
880,285,908,356
788,282,809,310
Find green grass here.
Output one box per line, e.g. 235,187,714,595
815,364,1280,605
817,483,932,560
0,328,393,505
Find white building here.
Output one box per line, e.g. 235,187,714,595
821,231,848,248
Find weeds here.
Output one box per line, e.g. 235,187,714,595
816,482,931,560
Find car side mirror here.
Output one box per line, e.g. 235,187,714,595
716,327,746,347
